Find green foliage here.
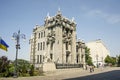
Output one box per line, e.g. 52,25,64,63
16,59,41,77
117,55,120,67
85,47,93,66
29,65,34,76
0,56,42,77
16,59,31,76
0,56,14,77
111,57,116,65
104,55,111,63
104,55,116,65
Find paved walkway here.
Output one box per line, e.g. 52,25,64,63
0,67,120,80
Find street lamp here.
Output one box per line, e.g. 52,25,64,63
12,30,26,78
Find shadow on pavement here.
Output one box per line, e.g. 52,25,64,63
64,70,120,80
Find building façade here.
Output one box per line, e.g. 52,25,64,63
29,10,86,69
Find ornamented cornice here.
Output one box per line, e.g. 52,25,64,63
77,41,86,49
44,12,76,31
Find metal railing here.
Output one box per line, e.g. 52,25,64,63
56,63,83,69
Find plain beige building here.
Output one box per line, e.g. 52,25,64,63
29,10,86,70
86,39,110,67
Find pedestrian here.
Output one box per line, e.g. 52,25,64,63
85,65,88,70
89,66,92,73
89,65,94,73
92,66,94,72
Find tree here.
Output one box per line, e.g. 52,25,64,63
104,55,116,66
0,56,14,77
111,57,116,65
104,55,111,64
117,55,120,67
85,47,93,66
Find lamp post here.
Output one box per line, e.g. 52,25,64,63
12,30,26,78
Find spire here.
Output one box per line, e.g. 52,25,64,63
47,12,50,19
57,7,62,15
58,7,61,12
71,17,75,22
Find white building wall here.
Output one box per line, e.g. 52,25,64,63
86,40,110,66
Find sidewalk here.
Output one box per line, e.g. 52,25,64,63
0,67,120,80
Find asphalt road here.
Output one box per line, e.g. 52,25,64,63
0,67,120,80
65,69,120,80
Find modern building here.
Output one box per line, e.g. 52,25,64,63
86,39,110,67
29,10,86,70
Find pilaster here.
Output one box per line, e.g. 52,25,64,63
71,31,76,64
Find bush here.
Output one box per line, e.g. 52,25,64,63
29,65,34,76
0,56,43,77
0,56,14,77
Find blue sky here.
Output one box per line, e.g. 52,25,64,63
0,0,120,60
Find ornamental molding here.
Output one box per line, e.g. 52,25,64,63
47,31,55,44
44,13,76,31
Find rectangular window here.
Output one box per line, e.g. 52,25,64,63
37,55,39,63
41,42,42,50
50,54,53,60
43,42,45,50
38,43,39,51
66,43,68,50
41,32,43,38
44,31,45,37
40,55,42,63
76,46,78,52
39,33,40,38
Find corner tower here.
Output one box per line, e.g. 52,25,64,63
45,10,76,64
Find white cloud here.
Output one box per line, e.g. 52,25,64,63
105,15,120,24
86,9,120,24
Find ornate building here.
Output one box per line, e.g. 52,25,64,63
76,40,86,65
29,10,85,70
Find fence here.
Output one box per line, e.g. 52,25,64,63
56,63,83,69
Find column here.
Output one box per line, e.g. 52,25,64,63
82,48,86,69
68,44,71,63
71,31,76,64
47,43,50,62
52,43,55,62
78,48,81,64
63,43,66,63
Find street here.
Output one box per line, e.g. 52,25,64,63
0,67,120,80
65,68,120,80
